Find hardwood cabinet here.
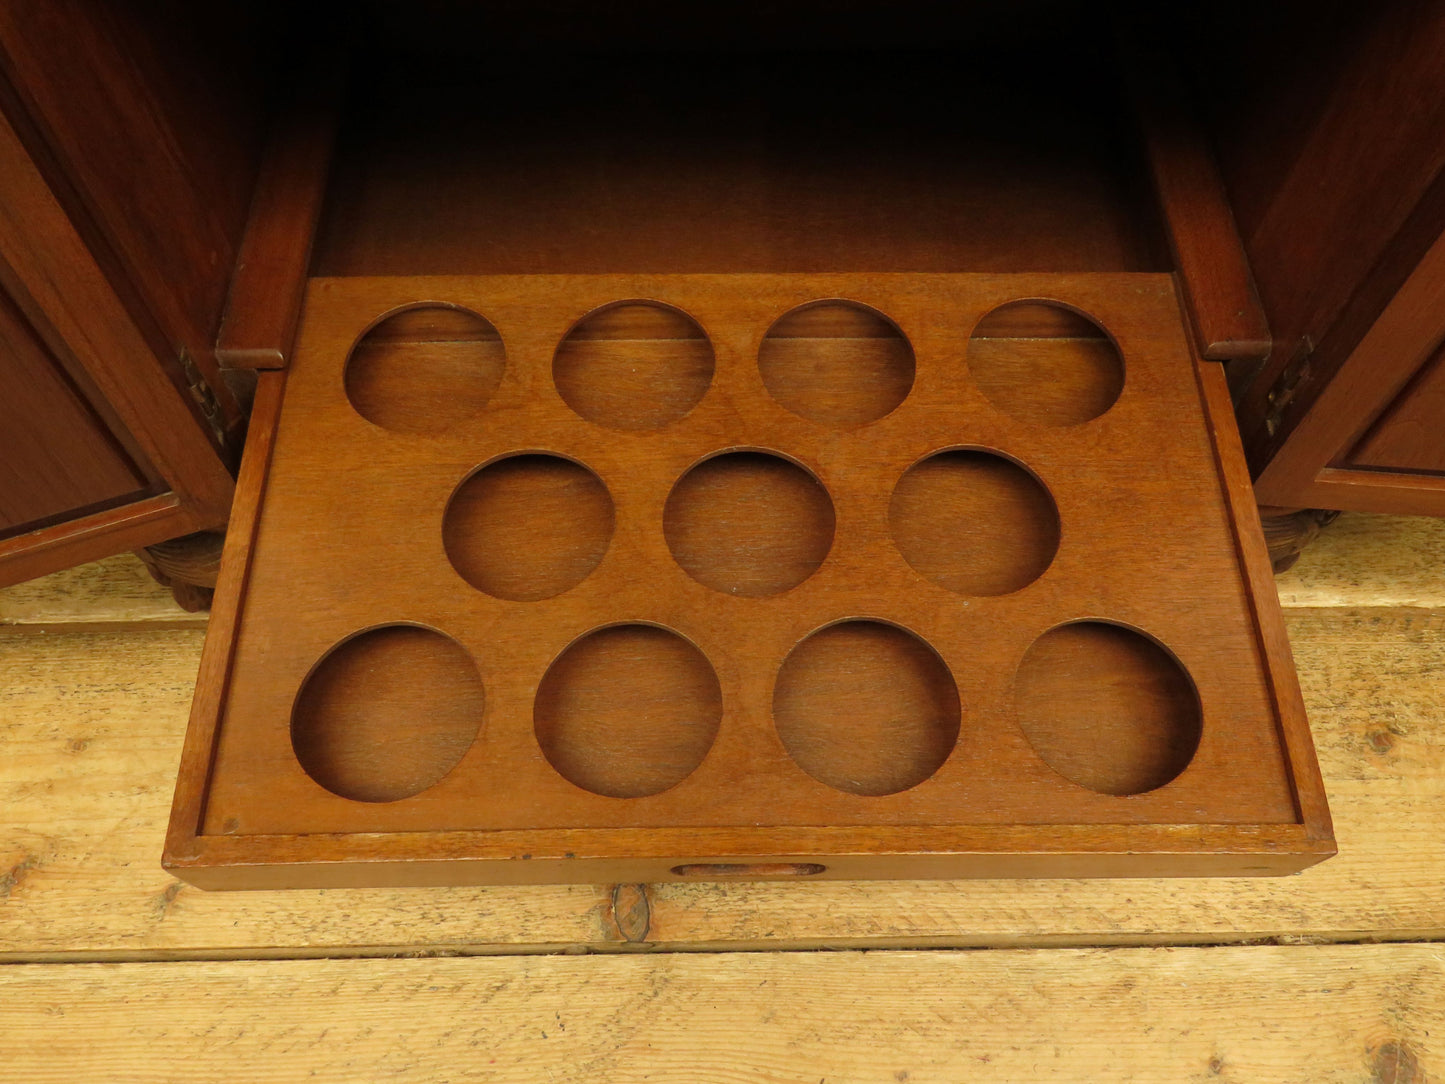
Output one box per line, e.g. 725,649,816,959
1180,0,1445,518
0,1,265,589
2,1,1441,884
5,2,1445,591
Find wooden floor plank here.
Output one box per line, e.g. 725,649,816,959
1,603,1442,958
1277,511,1445,609
0,555,202,629
0,628,612,958
0,945,1439,1082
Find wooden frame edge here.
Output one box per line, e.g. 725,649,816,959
164,371,286,865
1196,360,1334,844
1120,23,1271,364
215,60,343,370
166,823,1334,889
0,493,213,587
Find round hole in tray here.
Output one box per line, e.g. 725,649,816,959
534,623,723,798
967,300,1124,427
344,304,506,434
773,620,960,796
759,300,915,427
291,625,483,803
664,451,835,597
889,449,1059,596
1014,621,1201,795
444,453,614,601
554,301,715,431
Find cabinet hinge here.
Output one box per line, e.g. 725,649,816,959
179,347,228,448
1264,337,1313,437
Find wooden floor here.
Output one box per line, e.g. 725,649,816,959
1,512,1443,1080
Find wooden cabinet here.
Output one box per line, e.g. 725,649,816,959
8,0,1444,884
1180,0,1445,517
151,6,1338,886
0,1,265,588
7,3,1445,588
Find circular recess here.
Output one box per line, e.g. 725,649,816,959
534,624,722,798
553,301,715,430
759,300,915,427
967,300,1124,426
889,450,1059,596
345,305,506,433
291,625,483,803
664,451,835,597
773,620,960,796
444,454,614,601
1014,621,1201,795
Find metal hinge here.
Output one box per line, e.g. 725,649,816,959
1264,336,1313,437
179,347,228,447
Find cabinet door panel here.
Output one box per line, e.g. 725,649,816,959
0,285,146,536
1349,336,1445,475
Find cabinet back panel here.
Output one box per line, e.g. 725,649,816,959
313,50,1166,277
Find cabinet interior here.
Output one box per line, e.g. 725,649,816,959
306,2,1168,277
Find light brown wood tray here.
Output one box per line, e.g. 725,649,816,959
166,271,1333,886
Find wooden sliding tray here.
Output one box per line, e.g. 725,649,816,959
165,271,1334,887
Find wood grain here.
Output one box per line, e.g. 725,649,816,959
1277,512,1445,609
1124,25,1271,362
215,58,342,370
344,305,507,434
0,0,265,433
0,496,210,591
554,302,714,432
0,554,197,630
1252,222,1445,510
291,625,485,803
1350,336,1445,473
170,271,1321,883
0,283,146,533
0,946,1439,1081
966,302,1124,427
1204,0,1445,510
0,100,235,574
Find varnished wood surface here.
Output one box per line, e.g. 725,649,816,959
1124,25,1271,364
0,0,266,438
0,496,207,591
215,59,342,370
0,284,146,534
0,95,235,583
1350,336,1445,473
1252,222,1445,512
0,946,1440,1081
170,272,1322,883
3,519,1436,955
1194,1,1445,511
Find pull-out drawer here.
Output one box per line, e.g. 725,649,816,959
165,23,1333,887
